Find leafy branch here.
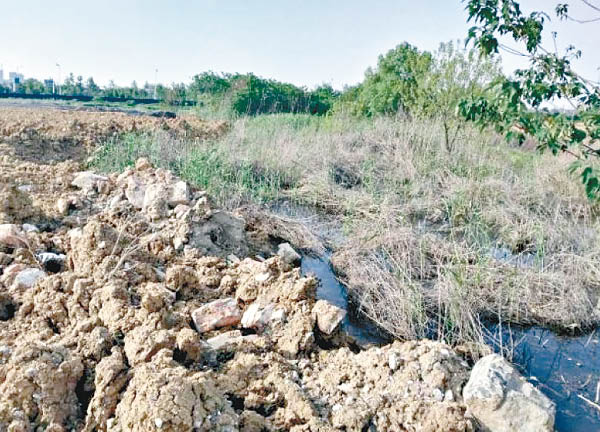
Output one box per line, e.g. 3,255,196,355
461,0,600,198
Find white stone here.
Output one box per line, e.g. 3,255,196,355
227,254,241,264
125,176,146,209
168,181,190,207
21,224,39,233
388,352,400,371
312,299,346,335
241,303,285,331
143,184,169,220
432,388,444,402
109,194,124,209
56,197,70,215
463,354,555,432
154,418,163,428
254,272,271,283
12,268,46,292
277,242,301,266
72,171,108,192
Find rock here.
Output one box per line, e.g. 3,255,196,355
56,197,70,215
142,184,169,220
241,302,285,331
17,184,33,193
312,300,346,335
227,254,241,264
0,263,26,286
388,352,401,371
173,204,190,219
135,157,152,171
0,224,29,249
125,176,146,209
254,272,270,283
463,354,555,432
206,330,243,350
191,298,242,333
71,171,108,192
36,252,66,273
168,181,190,207
12,268,46,293
277,242,301,266
21,223,39,233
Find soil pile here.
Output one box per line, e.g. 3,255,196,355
0,107,228,162
0,136,475,430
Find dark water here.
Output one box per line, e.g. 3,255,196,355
302,253,600,432
300,253,387,346
491,325,600,432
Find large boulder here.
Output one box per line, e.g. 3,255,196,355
463,354,555,432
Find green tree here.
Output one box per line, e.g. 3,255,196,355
460,0,600,198
424,41,502,151
351,42,433,116
85,77,100,95
61,73,77,94
20,78,45,95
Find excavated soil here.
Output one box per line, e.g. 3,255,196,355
0,110,476,431
0,106,228,163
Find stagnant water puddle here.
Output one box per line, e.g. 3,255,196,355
300,253,388,346
301,253,600,432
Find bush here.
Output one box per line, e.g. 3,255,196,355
188,72,338,116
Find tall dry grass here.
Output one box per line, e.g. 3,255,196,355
91,112,600,350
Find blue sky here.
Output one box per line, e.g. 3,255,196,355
1,1,598,89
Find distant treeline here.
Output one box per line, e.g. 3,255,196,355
0,41,502,119
0,72,338,115
0,92,173,105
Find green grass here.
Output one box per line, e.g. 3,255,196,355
89,132,293,205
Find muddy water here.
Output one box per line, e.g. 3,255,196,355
303,252,600,431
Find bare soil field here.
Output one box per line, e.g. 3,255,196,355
0,106,227,163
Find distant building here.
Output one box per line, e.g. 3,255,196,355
0,69,4,85
8,72,24,92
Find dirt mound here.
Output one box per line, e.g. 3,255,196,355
0,148,475,430
0,106,228,162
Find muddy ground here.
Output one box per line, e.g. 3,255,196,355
0,107,477,432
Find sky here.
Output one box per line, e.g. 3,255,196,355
1,0,599,89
